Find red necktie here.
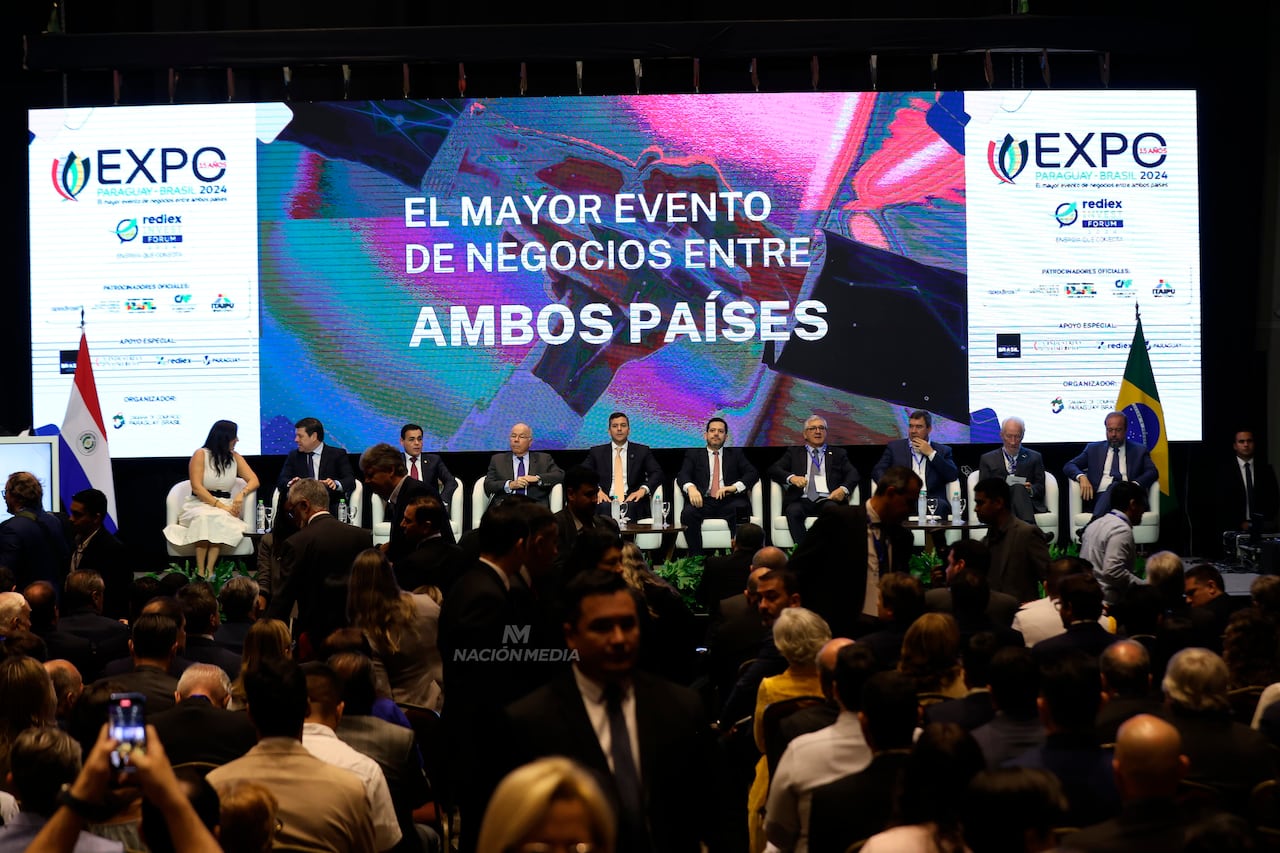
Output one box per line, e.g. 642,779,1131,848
409,456,420,480
711,450,721,497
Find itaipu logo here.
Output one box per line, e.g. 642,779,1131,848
52,152,91,200
988,134,1029,184
1054,202,1079,227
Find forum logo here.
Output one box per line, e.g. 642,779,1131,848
52,152,91,200
988,134,1029,184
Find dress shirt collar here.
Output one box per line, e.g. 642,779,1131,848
480,556,511,590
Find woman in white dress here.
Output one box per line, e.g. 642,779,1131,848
163,419,260,576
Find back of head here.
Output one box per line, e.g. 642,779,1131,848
302,662,344,722
142,765,220,853
563,464,600,494
961,631,1000,689
129,576,162,622
859,670,917,749
1040,652,1102,732
1115,584,1163,636
1045,557,1090,599
1110,480,1147,514
897,723,985,830
176,663,232,705
963,768,1067,853
1099,639,1151,697
1163,647,1230,713
1251,575,1280,619
476,757,615,853
832,643,878,712
734,523,765,553
177,583,220,634
240,619,292,673
1114,713,1185,800
244,657,308,738
23,582,57,632
4,472,42,510
1145,550,1185,605
988,646,1040,718
131,613,179,660
359,442,405,478
218,781,280,853
477,502,526,558
1223,607,1280,688
899,612,961,693
220,576,260,622
0,591,30,632
288,478,330,513
949,568,991,622
772,607,831,669
880,573,925,627
750,546,789,572
9,726,82,816
63,570,106,612
877,465,923,496
327,651,377,716
948,539,992,579
1058,573,1104,622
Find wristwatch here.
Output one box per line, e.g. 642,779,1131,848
57,784,114,822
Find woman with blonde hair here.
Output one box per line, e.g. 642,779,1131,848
228,618,291,710
217,780,280,853
898,612,966,701
748,606,831,853
0,655,56,780
347,548,443,711
476,756,615,853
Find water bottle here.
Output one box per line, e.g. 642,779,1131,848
255,500,266,533
917,490,927,524
651,493,662,528
950,489,962,525
610,496,621,524
338,499,349,524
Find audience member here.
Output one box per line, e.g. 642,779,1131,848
898,612,965,700
720,568,802,727
1012,557,1093,647
1079,480,1148,606
767,638,853,773
1031,574,1113,663
348,548,443,711
553,466,621,568
206,657,377,852
950,568,1025,650
973,477,1050,603
764,643,878,853
227,618,291,710
962,767,1067,853
1064,714,1196,852
24,581,94,676
139,764,220,853
66,489,129,619
858,573,925,670
619,542,699,685
1095,639,1166,743
90,613,180,712
1251,574,1280,620
1008,652,1119,826
475,757,615,853
0,655,57,781
925,539,1019,628
698,522,764,611
1162,646,1276,806
747,607,831,853
0,471,69,591
1222,606,1279,692
807,671,919,853
45,659,84,724
216,781,279,853
705,563,772,704
301,662,402,851
1185,563,1242,648
150,663,256,766
861,722,984,853
58,571,130,674
213,575,260,655
99,596,192,678
394,495,466,594
971,646,1045,770
176,583,241,677
923,631,999,731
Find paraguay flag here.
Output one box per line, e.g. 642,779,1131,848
1115,308,1174,512
38,333,118,532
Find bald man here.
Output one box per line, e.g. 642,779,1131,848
1096,639,1166,743
44,659,83,721
1065,714,1190,852
767,637,855,772
482,422,563,508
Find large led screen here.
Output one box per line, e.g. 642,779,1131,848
28,91,1201,456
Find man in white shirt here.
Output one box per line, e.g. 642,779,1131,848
763,643,878,853
301,662,401,852
1079,480,1148,606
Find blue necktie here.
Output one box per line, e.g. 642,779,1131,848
515,456,526,494
306,452,316,479
604,683,646,845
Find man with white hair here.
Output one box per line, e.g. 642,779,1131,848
150,662,257,766
979,416,1048,525
0,591,32,636
1162,647,1275,804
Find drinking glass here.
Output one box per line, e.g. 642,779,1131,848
925,498,938,523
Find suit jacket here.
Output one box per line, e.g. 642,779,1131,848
394,535,466,594
986,515,1051,603
59,607,132,668
483,451,564,507
872,438,959,501
93,664,178,712
697,549,753,611
676,446,759,496
70,529,131,618
274,444,357,512
790,504,912,639
582,443,663,497
808,751,912,853
1063,440,1158,494
183,635,242,679
150,695,257,766
767,445,860,504
404,452,459,506
337,714,430,813
1031,621,1116,664
553,508,620,565
705,594,767,698
978,446,1048,515
0,509,69,590
267,513,373,643
1217,456,1280,532
503,670,712,853
385,475,437,565
923,690,996,731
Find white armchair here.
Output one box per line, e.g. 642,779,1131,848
165,478,256,559
673,480,764,552
768,481,861,549
965,470,1060,544
1068,478,1160,544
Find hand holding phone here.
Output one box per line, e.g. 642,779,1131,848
108,693,147,773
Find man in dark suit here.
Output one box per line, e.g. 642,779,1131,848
91,612,181,712
395,495,466,593
974,477,1050,603
22,580,95,679
555,466,621,563
581,411,663,517
503,570,711,853
360,442,437,565
1063,410,1158,517
1031,574,1115,664
483,422,564,509
266,478,373,651
438,504,541,853
790,466,920,639
66,488,130,618
176,583,242,678
871,410,959,515
697,523,763,612
1218,429,1280,535
0,471,69,592
768,414,861,545
807,671,919,853
399,422,459,508
150,662,257,766
676,416,759,556
978,416,1048,525
58,569,131,675
274,416,357,514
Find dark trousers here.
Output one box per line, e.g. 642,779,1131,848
682,494,750,555
783,497,824,544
